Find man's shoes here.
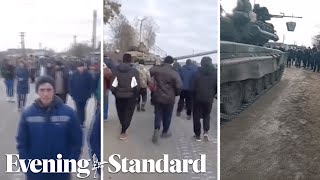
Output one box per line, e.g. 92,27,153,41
203,132,209,142
193,135,201,142
160,132,172,138
152,129,160,144
120,132,128,140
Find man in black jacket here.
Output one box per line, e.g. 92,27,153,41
149,56,182,144
110,53,140,140
1,59,15,102
192,57,217,141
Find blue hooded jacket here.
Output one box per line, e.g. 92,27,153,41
16,96,83,180
69,70,94,102
16,67,29,94
179,63,198,90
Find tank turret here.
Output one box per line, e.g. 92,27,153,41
221,0,301,46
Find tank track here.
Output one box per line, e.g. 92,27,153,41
221,67,285,125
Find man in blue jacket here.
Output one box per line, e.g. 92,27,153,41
177,59,198,120
69,62,94,128
16,76,83,180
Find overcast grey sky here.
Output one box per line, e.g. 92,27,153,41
104,0,218,62
0,0,101,52
221,0,315,47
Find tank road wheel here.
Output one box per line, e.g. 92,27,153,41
274,70,280,81
221,82,244,114
255,78,264,95
271,71,277,84
243,80,256,103
263,74,271,88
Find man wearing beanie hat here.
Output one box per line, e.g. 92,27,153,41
110,53,141,140
149,55,182,144
191,56,217,142
16,76,83,180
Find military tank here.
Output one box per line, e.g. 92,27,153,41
220,0,301,121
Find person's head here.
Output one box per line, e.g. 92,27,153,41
76,62,85,72
200,56,212,67
123,53,132,63
35,76,55,106
186,59,192,65
164,56,174,64
18,61,26,68
55,61,63,69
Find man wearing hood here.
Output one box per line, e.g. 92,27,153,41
177,59,198,119
16,76,83,180
192,56,217,142
110,53,140,140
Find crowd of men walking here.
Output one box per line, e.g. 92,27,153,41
104,53,217,143
286,46,320,72
0,56,102,179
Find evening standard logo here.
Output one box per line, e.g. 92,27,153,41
6,153,207,176
6,154,101,178
104,154,206,173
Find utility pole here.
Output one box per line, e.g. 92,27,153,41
19,32,26,57
73,35,77,45
138,17,148,43
92,10,97,49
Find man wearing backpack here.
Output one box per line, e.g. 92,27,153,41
110,53,140,140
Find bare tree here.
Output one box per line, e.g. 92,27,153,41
104,0,121,24
312,34,320,49
133,17,159,49
69,43,93,58
110,15,137,53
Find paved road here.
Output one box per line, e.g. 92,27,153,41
221,68,320,180
0,78,97,179
104,93,217,180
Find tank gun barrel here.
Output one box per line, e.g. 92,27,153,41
269,14,302,18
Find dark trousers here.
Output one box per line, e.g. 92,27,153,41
193,101,212,136
115,98,136,133
17,94,27,109
177,90,193,116
4,79,14,97
154,103,174,133
287,59,291,68
56,93,67,103
313,62,320,72
137,88,147,104
75,100,88,125
30,69,36,83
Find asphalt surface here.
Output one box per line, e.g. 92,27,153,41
221,67,320,180
104,92,217,180
0,78,97,179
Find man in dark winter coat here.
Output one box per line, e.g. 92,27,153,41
16,76,83,180
16,61,29,111
110,53,140,140
1,59,15,102
149,56,182,144
69,62,94,127
191,57,217,141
